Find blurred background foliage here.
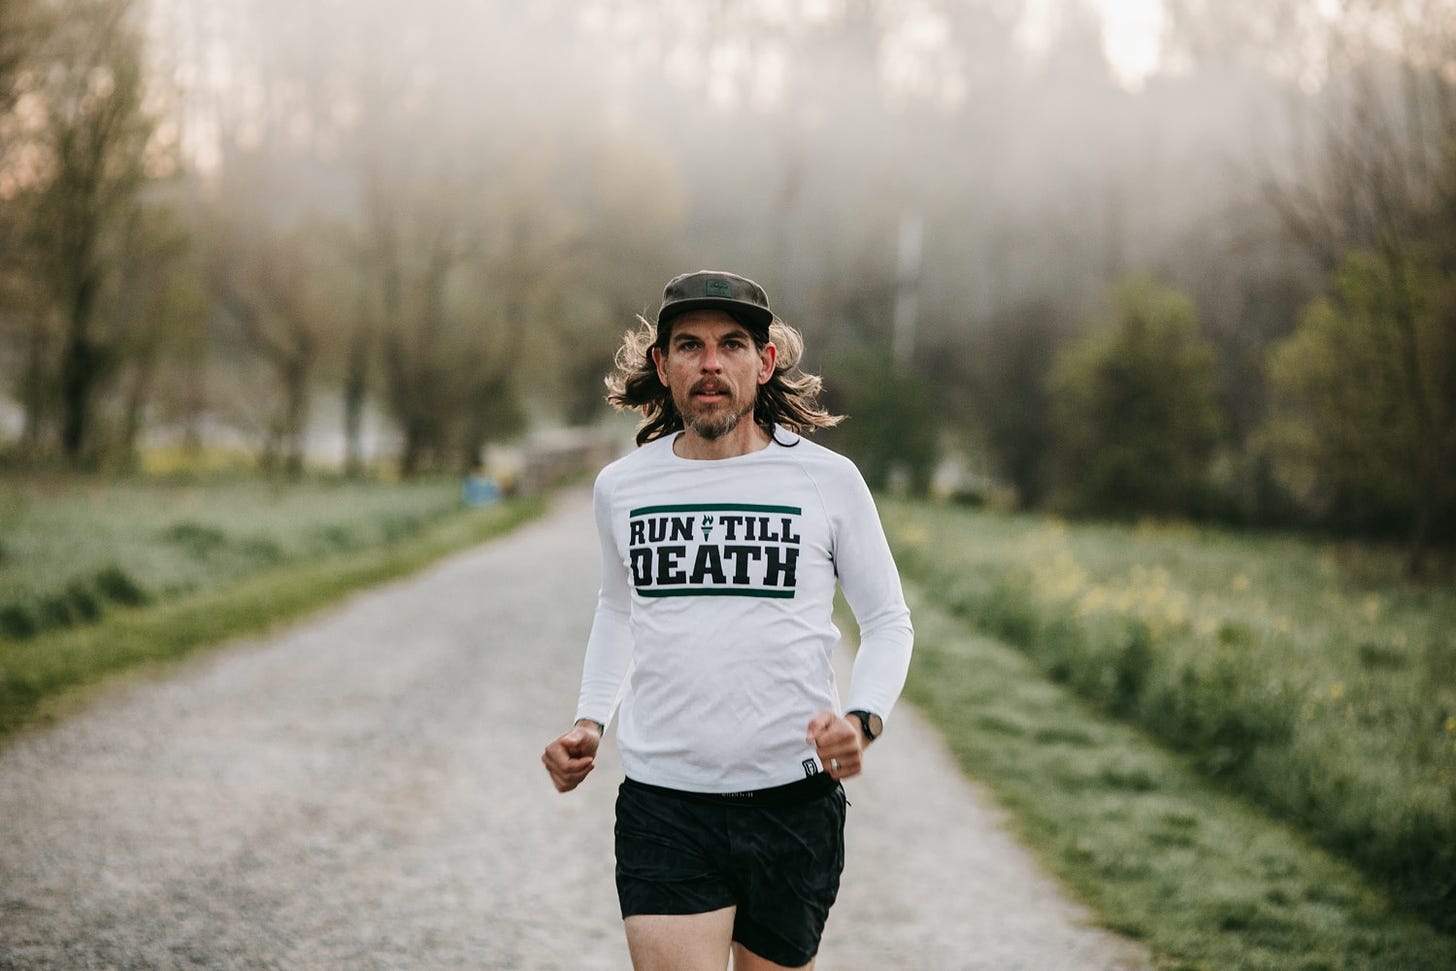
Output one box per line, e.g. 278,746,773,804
1048,276,1223,517
1,0,1454,573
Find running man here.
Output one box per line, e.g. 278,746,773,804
543,269,913,970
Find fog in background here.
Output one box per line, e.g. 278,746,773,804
154,0,1296,333
3,0,1454,565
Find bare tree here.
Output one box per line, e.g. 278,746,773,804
23,0,159,465
1,0,53,454
110,198,202,464
208,209,330,477
372,181,466,478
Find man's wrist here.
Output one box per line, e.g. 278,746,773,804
575,718,605,736
846,709,882,743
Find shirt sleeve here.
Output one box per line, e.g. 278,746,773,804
827,460,914,724
574,471,634,728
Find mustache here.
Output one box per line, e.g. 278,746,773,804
690,379,732,397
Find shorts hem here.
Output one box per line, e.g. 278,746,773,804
732,932,817,969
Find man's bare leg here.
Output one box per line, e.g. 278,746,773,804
625,909,736,971
730,941,814,971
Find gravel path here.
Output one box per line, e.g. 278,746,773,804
0,491,1148,970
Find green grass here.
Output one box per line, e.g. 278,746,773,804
902,581,1456,970
0,476,474,639
0,476,543,737
881,500,1456,935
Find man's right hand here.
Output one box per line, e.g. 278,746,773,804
542,720,602,792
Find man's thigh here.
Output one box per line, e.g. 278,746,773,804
624,909,735,971
728,788,846,968
615,783,736,918
614,781,844,969
732,940,815,971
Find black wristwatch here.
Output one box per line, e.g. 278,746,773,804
846,709,883,742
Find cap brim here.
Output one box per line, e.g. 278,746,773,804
658,298,773,334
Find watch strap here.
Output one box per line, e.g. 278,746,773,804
846,709,880,741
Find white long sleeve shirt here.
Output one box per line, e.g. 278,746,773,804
575,427,914,793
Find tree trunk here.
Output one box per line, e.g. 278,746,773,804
399,417,425,479
1405,496,1432,579
58,267,103,462
58,338,96,463
342,319,369,477
19,312,51,452
281,345,310,478
118,352,155,468
259,420,281,476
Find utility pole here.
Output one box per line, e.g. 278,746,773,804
892,208,923,366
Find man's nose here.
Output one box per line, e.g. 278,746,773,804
701,345,722,371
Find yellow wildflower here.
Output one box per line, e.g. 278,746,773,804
899,522,929,548
1077,587,1108,617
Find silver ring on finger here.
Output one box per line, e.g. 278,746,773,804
829,758,840,773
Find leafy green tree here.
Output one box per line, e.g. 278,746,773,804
1267,249,1456,573
961,300,1070,508
1049,277,1224,516
1242,3,1456,574
824,351,939,496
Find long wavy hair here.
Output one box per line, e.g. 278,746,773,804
605,314,844,446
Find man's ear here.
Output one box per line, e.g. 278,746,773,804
758,342,777,384
652,345,669,387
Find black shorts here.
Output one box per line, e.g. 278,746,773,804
614,776,847,968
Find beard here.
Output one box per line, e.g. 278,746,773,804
676,385,756,441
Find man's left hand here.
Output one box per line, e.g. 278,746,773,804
806,710,865,780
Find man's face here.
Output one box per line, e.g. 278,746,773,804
652,310,776,441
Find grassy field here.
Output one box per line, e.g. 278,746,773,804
0,476,479,638
880,499,1456,937
902,581,1456,970
0,474,543,736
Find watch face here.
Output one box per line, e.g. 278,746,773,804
851,710,882,740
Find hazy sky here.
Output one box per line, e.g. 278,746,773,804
1020,0,1166,88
